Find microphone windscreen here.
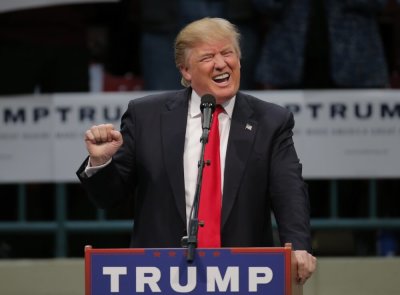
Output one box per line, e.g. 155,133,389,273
200,94,216,112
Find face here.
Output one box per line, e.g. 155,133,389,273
180,39,241,104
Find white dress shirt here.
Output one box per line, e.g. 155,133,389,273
183,91,235,225
85,90,236,226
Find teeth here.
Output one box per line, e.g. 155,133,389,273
214,73,229,80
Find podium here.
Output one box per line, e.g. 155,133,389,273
85,244,302,295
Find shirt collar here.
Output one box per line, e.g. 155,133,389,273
189,90,236,119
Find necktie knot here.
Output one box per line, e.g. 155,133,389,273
215,105,224,116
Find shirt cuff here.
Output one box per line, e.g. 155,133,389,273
84,158,112,177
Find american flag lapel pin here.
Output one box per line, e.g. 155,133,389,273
245,123,253,131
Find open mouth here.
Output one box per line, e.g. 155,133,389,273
213,73,230,83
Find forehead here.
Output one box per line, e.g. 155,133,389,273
197,37,235,50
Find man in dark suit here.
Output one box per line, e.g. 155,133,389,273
77,17,316,283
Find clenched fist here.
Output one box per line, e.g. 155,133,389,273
84,124,123,166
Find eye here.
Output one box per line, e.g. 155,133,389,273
222,50,233,57
200,54,213,62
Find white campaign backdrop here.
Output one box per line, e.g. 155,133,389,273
0,0,118,13
0,90,399,182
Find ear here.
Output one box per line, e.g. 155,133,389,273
180,65,192,83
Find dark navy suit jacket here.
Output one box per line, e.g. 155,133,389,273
77,88,312,251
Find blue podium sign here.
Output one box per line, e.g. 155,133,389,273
85,246,296,295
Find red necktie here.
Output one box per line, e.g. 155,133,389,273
198,105,223,248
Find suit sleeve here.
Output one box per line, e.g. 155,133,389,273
268,111,312,252
76,100,137,209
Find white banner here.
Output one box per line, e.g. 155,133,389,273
0,0,118,13
0,90,399,182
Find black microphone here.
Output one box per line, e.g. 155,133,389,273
200,94,216,131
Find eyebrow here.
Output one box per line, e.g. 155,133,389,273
198,46,234,56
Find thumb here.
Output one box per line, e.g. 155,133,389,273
110,130,123,144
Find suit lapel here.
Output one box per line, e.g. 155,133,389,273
161,89,190,225
222,93,257,228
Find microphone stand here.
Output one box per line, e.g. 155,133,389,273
181,128,210,263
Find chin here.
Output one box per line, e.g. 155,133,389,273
215,89,236,101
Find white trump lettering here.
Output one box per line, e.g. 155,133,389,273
170,266,196,292
207,266,239,292
102,265,274,293
102,266,127,293
136,267,161,293
248,267,273,292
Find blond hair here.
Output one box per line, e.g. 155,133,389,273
174,17,241,87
